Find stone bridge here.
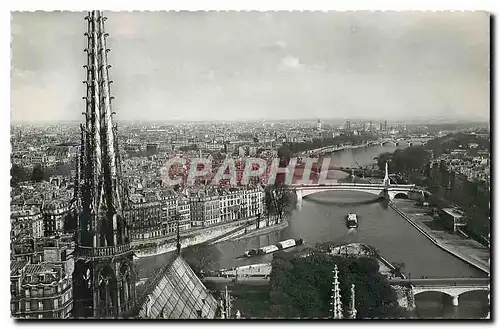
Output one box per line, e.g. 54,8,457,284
389,277,490,306
375,137,433,147
292,182,416,201
301,137,433,156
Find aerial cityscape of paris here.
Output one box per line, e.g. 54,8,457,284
9,10,490,319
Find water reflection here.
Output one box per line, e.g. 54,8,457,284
415,291,489,319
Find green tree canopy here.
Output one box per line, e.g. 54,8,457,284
182,243,221,276
376,146,430,174
264,185,296,222
54,162,72,177
268,251,408,319
277,144,292,164
31,164,45,182
11,164,28,186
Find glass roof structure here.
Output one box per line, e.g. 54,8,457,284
137,255,218,319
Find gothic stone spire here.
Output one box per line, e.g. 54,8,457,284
73,11,136,319
77,10,126,248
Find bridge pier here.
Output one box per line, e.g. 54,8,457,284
452,295,459,307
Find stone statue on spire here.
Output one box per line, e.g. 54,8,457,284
348,284,357,319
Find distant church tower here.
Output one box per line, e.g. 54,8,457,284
72,10,136,318
317,119,322,139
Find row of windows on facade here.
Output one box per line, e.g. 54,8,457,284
128,197,262,223
11,279,72,318
11,298,72,318
16,285,71,304
11,212,67,240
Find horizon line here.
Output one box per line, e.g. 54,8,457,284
10,117,490,125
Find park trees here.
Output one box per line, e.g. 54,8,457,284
264,185,295,224
10,164,28,186
31,164,45,182
182,243,221,276
268,251,408,319
375,146,430,175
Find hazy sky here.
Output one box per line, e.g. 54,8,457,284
11,11,490,122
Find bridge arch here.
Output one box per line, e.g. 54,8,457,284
297,187,384,200
413,286,490,306
413,290,459,307
457,289,490,303
414,290,454,298
457,287,490,297
392,192,410,199
387,190,409,200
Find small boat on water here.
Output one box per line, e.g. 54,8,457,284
346,213,359,229
244,238,304,258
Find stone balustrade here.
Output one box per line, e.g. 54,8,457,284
75,243,132,258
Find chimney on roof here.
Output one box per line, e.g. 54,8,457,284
176,215,181,255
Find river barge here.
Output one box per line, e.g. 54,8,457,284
244,238,304,258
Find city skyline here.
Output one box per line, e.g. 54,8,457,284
11,11,490,122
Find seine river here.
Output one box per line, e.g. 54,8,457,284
140,144,489,319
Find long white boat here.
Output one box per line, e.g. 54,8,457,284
243,238,304,258
258,245,279,255
277,239,296,250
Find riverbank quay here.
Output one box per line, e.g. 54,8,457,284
132,215,260,258
203,276,270,285
133,214,289,258
390,200,489,275
207,262,272,279
327,243,406,279
211,216,288,244
232,218,288,242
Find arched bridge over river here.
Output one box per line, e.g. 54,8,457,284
293,182,416,201
389,277,490,306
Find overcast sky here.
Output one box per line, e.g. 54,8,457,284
11,11,489,122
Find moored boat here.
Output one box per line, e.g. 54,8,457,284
277,239,296,250
258,245,279,255
346,213,359,228
244,249,258,257
243,237,304,258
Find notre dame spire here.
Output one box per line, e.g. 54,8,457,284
73,10,136,318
